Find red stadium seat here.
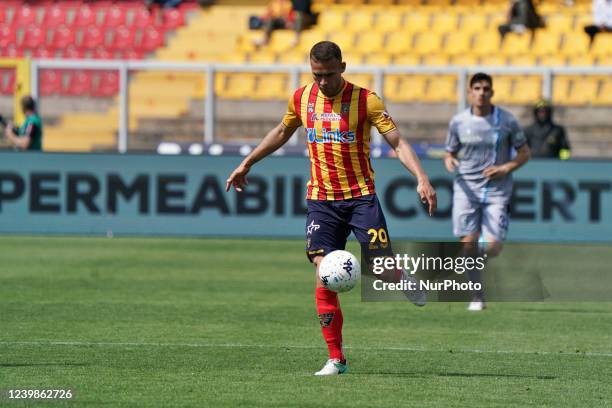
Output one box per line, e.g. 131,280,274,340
45,6,69,27
62,46,85,59
73,6,97,28
0,70,16,95
0,8,6,25
162,9,184,29
32,48,54,58
122,49,144,59
91,71,119,97
131,7,157,29
12,5,37,26
20,26,46,49
64,71,92,95
81,26,105,49
39,70,63,96
91,47,113,59
109,26,134,50
102,7,127,28
0,44,22,57
139,27,164,52
48,25,75,49
0,26,17,48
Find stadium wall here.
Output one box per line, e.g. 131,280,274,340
0,152,610,242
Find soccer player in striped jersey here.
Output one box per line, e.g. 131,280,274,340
444,72,531,311
226,41,437,376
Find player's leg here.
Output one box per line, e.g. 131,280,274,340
348,195,426,306
480,202,509,257
305,201,350,375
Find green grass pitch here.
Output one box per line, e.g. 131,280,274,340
0,237,611,407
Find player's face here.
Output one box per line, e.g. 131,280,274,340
469,80,494,109
310,58,346,97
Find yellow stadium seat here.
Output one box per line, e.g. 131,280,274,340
461,14,487,34
509,54,538,65
394,75,428,102
328,32,355,50
444,32,472,56
490,76,513,103
404,13,431,33
451,54,479,66
426,0,452,6
343,74,373,89
375,11,404,31
219,73,257,99
355,31,385,53
597,55,612,66
561,34,590,56
423,75,457,102
297,30,327,54
591,35,612,57
346,9,374,31
342,51,364,65
539,54,567,66
531,31,561,55
252,74,289,100
574,14,593,31
507,76,541,104
249,51,277,64
383,75,403,102
432,14,458,34
395,0,423,6
422,54,450,66
479,55,508,66
545,14,573,32
566,76,599,105
277,50,308,64
318,10,346,31
385,31,414,54
454,0,481,7
363,52,393,66
472,32,500,55
552,76,571,105
393,53,421,65
269,31,298,53
568,54,596,66
593,80,612,105
412,32,443,55
500,33,531,56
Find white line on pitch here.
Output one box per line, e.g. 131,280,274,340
1,340,612,358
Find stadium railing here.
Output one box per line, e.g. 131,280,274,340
29,58,612,152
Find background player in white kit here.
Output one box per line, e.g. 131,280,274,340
444,72,531,311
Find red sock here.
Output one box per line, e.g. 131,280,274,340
315,287,344,361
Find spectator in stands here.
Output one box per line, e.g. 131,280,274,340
498,0,544,42
2,96,43,151
147,0,182,25
252,0,315,48
584,0,612,45
524,99,570,159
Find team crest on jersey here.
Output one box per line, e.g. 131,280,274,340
307,102,315,113
341,103,350,114
318,312,335,327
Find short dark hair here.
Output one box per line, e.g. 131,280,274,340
310,41,342,63
469,72,493,88
21,95,36,112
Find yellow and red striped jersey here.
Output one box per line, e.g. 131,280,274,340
282,81,397,201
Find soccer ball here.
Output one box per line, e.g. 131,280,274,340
318,250,361,293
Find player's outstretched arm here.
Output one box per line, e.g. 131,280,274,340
483,144,531,179
382,128,437,216
444,151,459,173
4,121,30,150
225,122,297,192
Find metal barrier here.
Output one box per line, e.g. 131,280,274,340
29,59,612,153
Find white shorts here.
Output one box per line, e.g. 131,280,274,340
452,179,510,241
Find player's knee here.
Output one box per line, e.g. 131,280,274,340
312,255,323,270
482,241,503,257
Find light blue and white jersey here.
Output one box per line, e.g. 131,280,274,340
446,106,526,200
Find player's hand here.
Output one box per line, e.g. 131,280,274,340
483,165,508,180
225,164,250,192
417,178,437,216
444,154,459,173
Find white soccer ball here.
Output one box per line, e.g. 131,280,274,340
318,250,361,293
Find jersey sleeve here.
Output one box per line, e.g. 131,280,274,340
366,92,397,135
445,116,461,153
509,116,527,149
281,92,303,129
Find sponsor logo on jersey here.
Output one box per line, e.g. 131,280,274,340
311,112,343,122
306,128,356,143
